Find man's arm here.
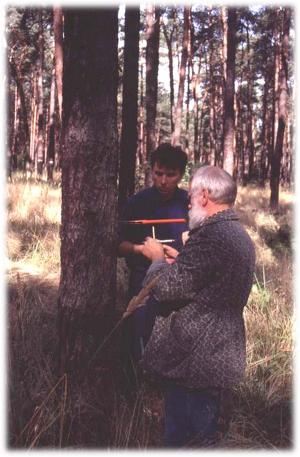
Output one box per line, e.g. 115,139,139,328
118,240,145,257
146,234,222,306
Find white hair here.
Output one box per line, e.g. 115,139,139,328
190,165,237,206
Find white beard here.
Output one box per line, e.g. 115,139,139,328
188,205,207,230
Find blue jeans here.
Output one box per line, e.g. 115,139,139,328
164,384,220,447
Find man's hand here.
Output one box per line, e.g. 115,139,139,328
142,237,165,262
182,231,190,245
163,244,179,264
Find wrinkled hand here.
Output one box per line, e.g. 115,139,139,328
163,244,179,264
142,237,165,262
182,231,190,245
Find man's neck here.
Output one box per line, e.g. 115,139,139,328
206,203,231,218
157,187,177,202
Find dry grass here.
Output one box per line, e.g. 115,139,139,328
7,177,294,449
7,179,61,275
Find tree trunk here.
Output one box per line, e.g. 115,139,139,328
209,37,216,166
185,59,191,156
145,6,161,186
138,58,145,167
58,8,119,378
223,7,237,176
35,10,45,177
53,7,63,124
162,15,175,134
8,60,30,173
270,8,291,212
118,7,140,209
172,6,191,146
47,66,56,181
10,84,20,174
236,83,243,182
259,73,268,187
29,73,37,168
192,61,201,163
246,22,255,181
221,7,228,86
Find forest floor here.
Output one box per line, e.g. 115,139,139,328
6,175,294,449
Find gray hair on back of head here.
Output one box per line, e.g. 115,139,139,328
190,165,237,206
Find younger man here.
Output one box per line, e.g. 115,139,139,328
118,143,189,298
118,143,189,365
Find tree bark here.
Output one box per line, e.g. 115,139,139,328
145,6,161,186
259,75,267,186
29,73,37,167
223,7,237,176
8,60,30,172
47,66,56,181
53,7,63,124
172,6,191,146
192,61,200,163
246,22,255,180
35,10,45,177
118,7,140,209
270,8,291,212
53,7,64,171
162,12,175,134
58,8,119,377
138,58,145,167
10,84,20,173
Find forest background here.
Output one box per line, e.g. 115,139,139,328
4,1,296,450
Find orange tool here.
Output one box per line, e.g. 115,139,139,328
121,218,186,224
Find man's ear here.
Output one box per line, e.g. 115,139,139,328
201,188,209,207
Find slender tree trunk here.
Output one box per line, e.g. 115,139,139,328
58,9,119,380
199,85,209,163
246,23,255,180
185,59,191,156
259,73,269,187
236,84,243,182
270,8,291,212
53,7,63,170
162,16,175,133
10,84,20,174
270,19,280,182
8,61,30,146
47,66,56,181
192,61,201,163
138,58,145,167
29,73,37,168
172,6,191,146
209,40,216,166
54,7,63,124
223,7,237,176
145,6,160,186
9,60,30,174
35,10,45,177
221,7,227,85
118,7,140,208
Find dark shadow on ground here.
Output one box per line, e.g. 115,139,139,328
7,269,163,449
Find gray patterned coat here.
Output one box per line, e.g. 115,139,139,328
140,209,255,389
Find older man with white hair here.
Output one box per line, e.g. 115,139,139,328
125,165,255,447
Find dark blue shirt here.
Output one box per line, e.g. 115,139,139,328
119,186,189,297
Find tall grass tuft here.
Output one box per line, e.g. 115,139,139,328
7,177,294,448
